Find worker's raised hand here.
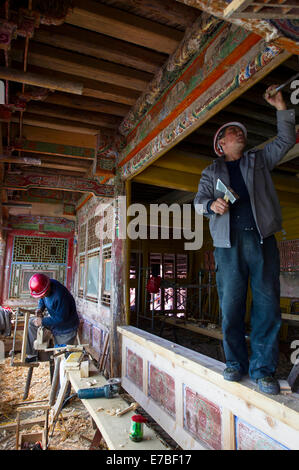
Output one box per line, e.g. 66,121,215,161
210,198,229,215
264,85,287,111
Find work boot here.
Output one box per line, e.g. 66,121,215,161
223,367,243,382
256,376,280,395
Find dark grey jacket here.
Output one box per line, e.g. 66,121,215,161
194,109,297,248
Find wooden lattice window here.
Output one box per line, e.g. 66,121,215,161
78,255,85,298
102,245,112,306
13,236,67,263
87,215,101,251
78,223,87,253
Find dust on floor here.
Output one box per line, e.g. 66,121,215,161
0,356,107,450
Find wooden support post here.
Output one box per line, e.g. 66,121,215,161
15,411,21,450
20,311,30,363
222,408,236,450
110,171,127,378
125,179,131,326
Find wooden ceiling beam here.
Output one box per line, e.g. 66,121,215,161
11,114,102,136
133,165,199,192
134,164,299,195
44,92,130,117
26,102,121,129
0,66,83,95
65,0,183,54
175,0,298,54
0,156,88,173
100,0,199,29
12,42,152,92
13,63,139,106
34,24,166,74
0,153,91,170
154,149,213,174
18,124,97,150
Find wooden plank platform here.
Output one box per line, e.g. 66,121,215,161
160,317,223,340
119,326,299,450
161,314,299,341
68,370,169,450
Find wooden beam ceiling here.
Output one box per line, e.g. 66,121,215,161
65,0,184,54
34,24,166,74
12,41,153,92
11,114,104,136
97,0,200,30
2,0,297,210
26,102,122,129
11,64,140,106
44,92,130,117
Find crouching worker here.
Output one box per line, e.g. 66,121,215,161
25,274,80,363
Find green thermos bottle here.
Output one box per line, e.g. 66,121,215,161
129,414,148,442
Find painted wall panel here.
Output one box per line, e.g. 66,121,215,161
184,386,222,450
149,364,176,417
126,348,143,390
235,418,289,450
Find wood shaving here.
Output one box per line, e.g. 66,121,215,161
0,356,107,450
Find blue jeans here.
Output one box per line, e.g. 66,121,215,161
214,229,281,380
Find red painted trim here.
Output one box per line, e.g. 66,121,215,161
76,194,93,212
118,33,261,168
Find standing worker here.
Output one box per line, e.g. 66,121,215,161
25,273,80,362
194,85,296,395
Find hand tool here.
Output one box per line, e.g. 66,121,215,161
33,326,48,350
264,72,299,98
216,178,239,204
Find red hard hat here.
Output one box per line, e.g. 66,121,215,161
29,274,50,298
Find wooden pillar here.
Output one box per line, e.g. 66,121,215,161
125,179,131,326
110,171,127,378
0,123,6,303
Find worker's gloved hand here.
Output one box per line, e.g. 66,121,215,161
210,198,229,215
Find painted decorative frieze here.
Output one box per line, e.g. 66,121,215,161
119,14,224,138
3,172,115,198
12,139,96,160
270,20,299,42
121,42,282,180
8,215,75,232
